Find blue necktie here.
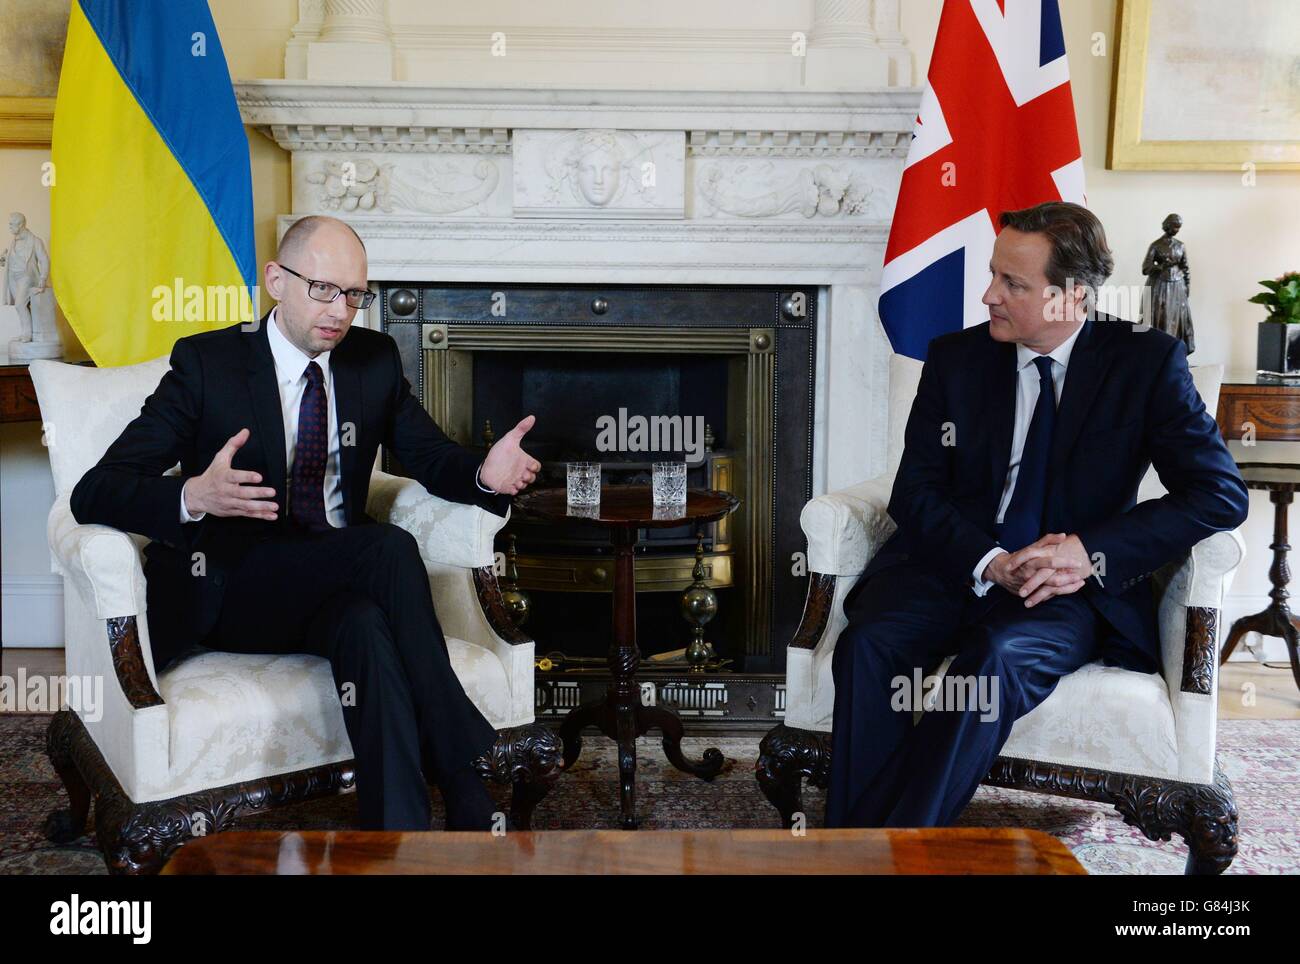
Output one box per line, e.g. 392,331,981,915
290,361,330,531
996,355,1056,553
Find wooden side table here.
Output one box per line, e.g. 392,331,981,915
513,485,740,829
0,364,41,423
1215,371,1300,693
1217,369,1300,441
1219,462,1300,691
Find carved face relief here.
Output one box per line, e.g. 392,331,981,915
575,144,622,207
8,213,23,236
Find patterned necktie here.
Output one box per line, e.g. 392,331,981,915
290,360,330,531
996,355,1057,553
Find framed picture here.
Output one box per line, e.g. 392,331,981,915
1108,0,1300,170
0,0,71,146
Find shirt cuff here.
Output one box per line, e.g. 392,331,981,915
180,479,206,523
971,547,1006,596
475,462,498,495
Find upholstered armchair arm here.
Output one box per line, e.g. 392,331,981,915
1154,528,1246,784
798,474,897,577
48,494,149,619
47,494,170,801
784,474,896,731
366,469,506,569
367,469,534,728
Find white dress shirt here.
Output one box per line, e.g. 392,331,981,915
970,321,1085,596
181,306,346,526
180,308,498,524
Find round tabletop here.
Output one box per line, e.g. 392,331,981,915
1233,462,1300,491
512,486,740,529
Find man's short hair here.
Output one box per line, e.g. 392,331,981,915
998,201,1114,296
277,215,366,266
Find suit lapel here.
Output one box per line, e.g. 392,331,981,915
1048,315,1115,477
985,337,1019,503
331,340,363,525
244,313,288,507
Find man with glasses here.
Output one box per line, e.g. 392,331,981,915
71,215,541,831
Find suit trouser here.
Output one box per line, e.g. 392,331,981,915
825,561,1102,828
200,521,498,831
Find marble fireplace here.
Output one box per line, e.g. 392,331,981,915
234,1,922,724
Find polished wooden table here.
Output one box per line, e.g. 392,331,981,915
512,485,740,829
162,828,1085,875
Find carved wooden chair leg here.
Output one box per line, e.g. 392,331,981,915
475,722,564,830
1109,765,1240,876
1179,767,1240,875
756,724,831,828
95,798,189,876
43,710,93,844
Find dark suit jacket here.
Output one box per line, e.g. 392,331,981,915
853,313,1249,674
70,313,510,673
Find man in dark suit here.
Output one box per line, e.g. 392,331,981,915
825,201,1249,828
71,215,541,831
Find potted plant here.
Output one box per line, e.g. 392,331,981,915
1253,271,1300,375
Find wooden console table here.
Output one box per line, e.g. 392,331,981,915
162,827,1086,875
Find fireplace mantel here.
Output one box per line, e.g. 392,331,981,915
235,79,921,494
235,81,922,150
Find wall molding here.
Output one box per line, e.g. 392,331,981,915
2,574,63,648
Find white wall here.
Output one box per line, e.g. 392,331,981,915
2,147,72,646
3,0,1298,657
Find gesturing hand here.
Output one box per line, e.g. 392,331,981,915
183,428,278,521
480,415,541,496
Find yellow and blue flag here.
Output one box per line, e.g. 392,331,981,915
51,0,255,367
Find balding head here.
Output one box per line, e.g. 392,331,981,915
264,216,370,358
277,215,366,266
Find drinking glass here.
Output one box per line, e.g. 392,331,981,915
652,461,687,506
567,461,601,507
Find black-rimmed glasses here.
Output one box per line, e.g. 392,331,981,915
277,263,376,309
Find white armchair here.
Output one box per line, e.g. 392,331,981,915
757,353,1245,875
30,356,561,875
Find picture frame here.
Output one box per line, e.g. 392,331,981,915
1108,0,1300,170
0,0,69,147
0,97,54,147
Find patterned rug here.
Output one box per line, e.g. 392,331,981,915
1,714,1295,874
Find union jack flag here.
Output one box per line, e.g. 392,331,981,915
879,0,1085,360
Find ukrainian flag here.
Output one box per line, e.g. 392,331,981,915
51,0,255,367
